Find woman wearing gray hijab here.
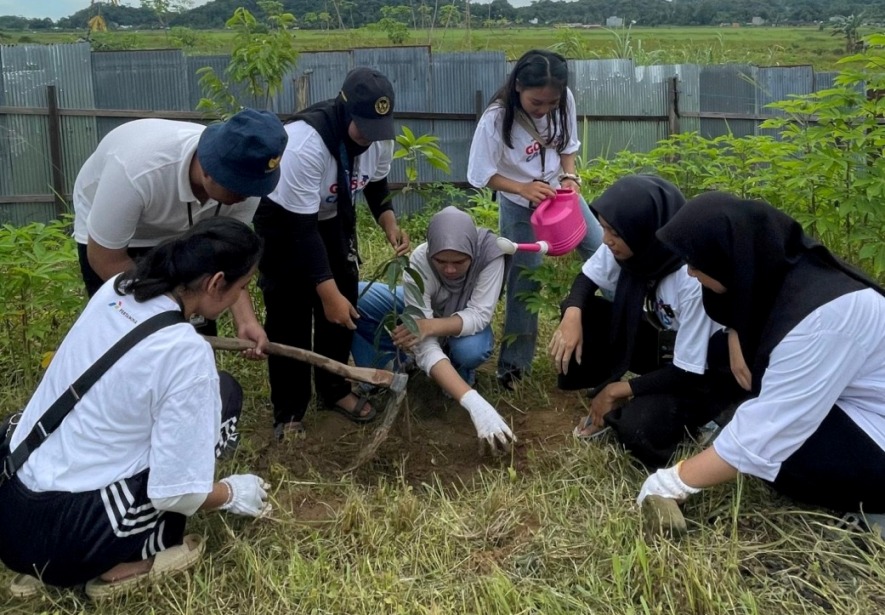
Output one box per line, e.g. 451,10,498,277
352,207,515,450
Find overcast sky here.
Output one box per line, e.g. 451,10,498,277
1,0,536,21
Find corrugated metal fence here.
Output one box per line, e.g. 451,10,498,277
0,42,843,223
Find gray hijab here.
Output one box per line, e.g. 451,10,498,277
426,206,507,315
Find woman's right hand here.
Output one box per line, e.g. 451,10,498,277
728,329,752,391
548,307,583,375
519,180,557,206
321,290,359,330
220,474,272,518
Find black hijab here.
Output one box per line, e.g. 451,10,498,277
590,175,686,382
657,192,885,394
289,96,369,246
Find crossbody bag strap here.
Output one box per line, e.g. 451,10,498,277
3,310,185,478
514,109,552,176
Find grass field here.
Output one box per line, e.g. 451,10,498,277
0,25,869,69
1,210,884,614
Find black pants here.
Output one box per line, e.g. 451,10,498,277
772,405,885,513
558,295,745,468
77,243,218,336
257,216,358,425
0,371,242,587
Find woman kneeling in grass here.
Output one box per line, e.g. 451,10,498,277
0,218,272,599
639,193,885,528
549,176,746,467
351,206,515,452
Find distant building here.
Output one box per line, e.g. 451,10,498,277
606,16,624,28
751,16,766,26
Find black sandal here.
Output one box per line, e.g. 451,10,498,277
323,394,377,424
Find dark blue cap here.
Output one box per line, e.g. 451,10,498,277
197,108,288,197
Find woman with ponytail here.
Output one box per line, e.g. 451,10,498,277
0,218,272,599
468,49,603,390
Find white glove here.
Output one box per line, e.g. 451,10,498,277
220,474,272,518
459,390,516,451
637,463,701,505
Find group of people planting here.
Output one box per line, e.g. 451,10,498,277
0,50,882,599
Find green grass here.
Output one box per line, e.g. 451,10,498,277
0,26,872,70
2,207,884,613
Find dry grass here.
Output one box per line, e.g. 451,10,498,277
1,210,884,614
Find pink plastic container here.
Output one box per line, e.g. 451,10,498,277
530,188,587,256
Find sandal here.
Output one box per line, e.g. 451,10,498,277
323,393,377,424
572,415,611,440
84,534,205,600
9,573,43,598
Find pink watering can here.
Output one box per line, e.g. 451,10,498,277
496,189,587,256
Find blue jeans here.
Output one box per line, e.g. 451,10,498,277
497,193,603,375
352,282,494,385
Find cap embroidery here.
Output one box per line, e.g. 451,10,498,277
267,155,281,172
374,96,391,116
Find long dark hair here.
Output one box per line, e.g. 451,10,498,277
491,49,571,152
114,217,263,302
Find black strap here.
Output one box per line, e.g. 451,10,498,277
3,310,185,479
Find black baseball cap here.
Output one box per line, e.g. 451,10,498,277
197,108,288,197
340,67,396,142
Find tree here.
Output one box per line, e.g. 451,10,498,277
140,1,194,29
830,13,867,53
197,1,298,118
374,6,411,45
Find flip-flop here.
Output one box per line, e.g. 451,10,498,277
323,394,377,424
8,573,43,598
84,534,205,600
572,415,611,440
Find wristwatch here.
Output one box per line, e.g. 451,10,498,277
558,173,582,186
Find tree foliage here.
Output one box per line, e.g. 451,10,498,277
5,1,885,31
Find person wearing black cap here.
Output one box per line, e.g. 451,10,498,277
637,193,885,531
253,67,410,439
72,108,288,353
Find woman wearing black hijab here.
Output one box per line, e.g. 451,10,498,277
549,176,746,467
253,68,410,440
639,192,885,519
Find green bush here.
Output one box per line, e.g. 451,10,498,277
0,219,83,389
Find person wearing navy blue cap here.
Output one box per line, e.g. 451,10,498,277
72,108,287,354
253,67,410,440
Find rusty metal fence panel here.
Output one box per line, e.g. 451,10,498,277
0,43,861,222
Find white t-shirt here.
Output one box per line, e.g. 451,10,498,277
405,243,505,374
14,278,221,502
581,247,722,374
467,88,580,208
714,288,885,481
266,121,393,220
72,119,259,248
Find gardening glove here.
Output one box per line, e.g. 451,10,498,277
459,390,515,453
637,463,700,505
220,474,272,518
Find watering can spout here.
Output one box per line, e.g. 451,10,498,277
496,237,549,255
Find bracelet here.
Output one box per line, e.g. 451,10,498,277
558,173,582,186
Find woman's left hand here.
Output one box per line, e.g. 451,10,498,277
236,321,269,360
560,177,581,193
390,321,425,350
589,382,630,427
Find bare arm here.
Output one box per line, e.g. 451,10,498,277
428,358,472,401
486,173,556,205
87,237,135,282
678,447,740,489
228,289,268,357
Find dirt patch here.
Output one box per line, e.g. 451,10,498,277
248,367,585,486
